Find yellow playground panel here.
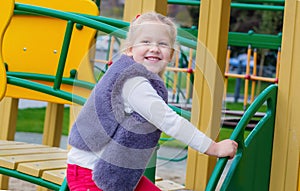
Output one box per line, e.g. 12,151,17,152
3,0,98,104
0,0,14,100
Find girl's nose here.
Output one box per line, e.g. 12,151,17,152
149,43,160,52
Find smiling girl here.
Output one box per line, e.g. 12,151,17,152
67,12,237,191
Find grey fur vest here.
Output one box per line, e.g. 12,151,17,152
68,55,168,191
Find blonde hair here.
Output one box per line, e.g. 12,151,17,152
125,12,177,47
123,12,178,78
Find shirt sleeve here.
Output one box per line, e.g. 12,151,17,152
122,76,213,153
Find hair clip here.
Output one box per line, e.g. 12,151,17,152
135,14,140,19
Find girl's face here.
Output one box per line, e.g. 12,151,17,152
127,22,174,75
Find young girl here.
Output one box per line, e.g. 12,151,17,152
67,12,238,191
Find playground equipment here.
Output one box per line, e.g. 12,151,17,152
2,0,300,190
224,44,281,110
206,84,277,191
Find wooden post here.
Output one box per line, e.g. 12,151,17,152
42,103,64,147
41,103,63,190
0,97,19,189
270,0,300,190
67,104,82,150
40,107,70,190
0,97,18,140
185,0,231,190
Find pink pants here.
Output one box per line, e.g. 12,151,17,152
67,164,161,191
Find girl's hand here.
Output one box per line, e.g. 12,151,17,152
205,139,238,159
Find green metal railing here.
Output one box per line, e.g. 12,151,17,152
232,0,284,3
206,84,277,191
228,31,282,49
0,168,66,190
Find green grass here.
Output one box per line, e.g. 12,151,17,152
225,101,267,112
219,127,251,141
226,78,272,96
17,107,70,135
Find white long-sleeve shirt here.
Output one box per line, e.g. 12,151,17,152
68,76,213,169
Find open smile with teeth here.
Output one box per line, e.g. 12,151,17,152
145,56,161,62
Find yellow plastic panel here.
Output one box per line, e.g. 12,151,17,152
3,0,99,103
0,0,14,100
18,0,99,15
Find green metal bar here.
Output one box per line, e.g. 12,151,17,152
159,137,175,141
7,72,95,89
231,2,284,11
0,167,61,190
177,36,197,49
54,20,74,90
228,31,282,49
167,0,200,6
59,178,69,191
7,76,86,105
14,10,41,16
168,104,191,120
233,0,284,4
14,3,127,39
182,30,282,49
84,15,129,29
